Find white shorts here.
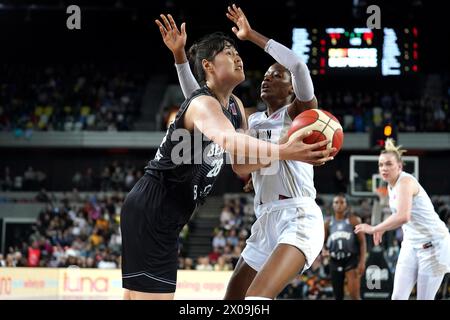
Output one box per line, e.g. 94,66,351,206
397,235,450,276
241,197,324,273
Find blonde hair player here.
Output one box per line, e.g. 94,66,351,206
355,138,450,300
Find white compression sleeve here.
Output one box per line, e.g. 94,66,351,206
264,39,314,102
175,62,201,99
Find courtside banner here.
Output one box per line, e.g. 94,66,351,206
0,268,59,299
175,270,231,300
0,268,231,300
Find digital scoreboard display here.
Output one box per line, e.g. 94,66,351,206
292,27,419,76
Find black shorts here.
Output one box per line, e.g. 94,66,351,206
329,254,359,273
120,173,193,293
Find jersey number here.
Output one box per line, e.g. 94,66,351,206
193,184,213,200
207,159,223,178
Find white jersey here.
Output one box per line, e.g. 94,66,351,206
248,106,316,213
388,171,449,247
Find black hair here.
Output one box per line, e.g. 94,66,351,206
188,32,237,84
335,193,347,200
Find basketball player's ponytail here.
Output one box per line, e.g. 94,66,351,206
382,138,407,162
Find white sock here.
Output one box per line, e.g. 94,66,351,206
245,296,272,300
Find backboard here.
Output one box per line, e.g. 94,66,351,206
350,155,419,197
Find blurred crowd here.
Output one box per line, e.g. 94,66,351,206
0,63,144,133
1,182,449,299
1,63,448,134
159,70,449,133
177,196,256,272
1,190,124,269
0,161,144,192
316,91,449,133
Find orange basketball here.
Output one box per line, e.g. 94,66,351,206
287,109,344,157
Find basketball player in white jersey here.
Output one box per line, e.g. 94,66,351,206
156,4,330,299
355,139,450,300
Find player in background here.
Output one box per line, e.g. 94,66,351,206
355,138,450,300
324,194,366,300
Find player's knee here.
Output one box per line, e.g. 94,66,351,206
246,281,277,299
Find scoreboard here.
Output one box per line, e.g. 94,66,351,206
292,27,419,76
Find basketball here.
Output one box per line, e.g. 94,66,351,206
287,109,344,157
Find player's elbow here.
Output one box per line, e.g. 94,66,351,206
231,163,249,176
403,214,411,223
292,60,308,76
399,213,411,224
303,96,318,109
231,163,242,175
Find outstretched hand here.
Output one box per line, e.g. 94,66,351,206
226,4,252,41
243,176,254,193
155,14,186,54
354,223,376,235
373,231,384,246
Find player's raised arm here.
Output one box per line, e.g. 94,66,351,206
155,14,200,98
226,4,316,114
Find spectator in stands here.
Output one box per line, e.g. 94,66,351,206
214,255,233,271
124,169,136,190
195,256,213,271
88,227,104,248
212,230,226,249
1,166,13,191
183,257,194,270
13,174,23,190
220,203,234,225
208,247,222,265
226,228,239,248
35,188,50,203
27,241,41,267
98,251,118,269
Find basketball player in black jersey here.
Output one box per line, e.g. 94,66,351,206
121,22,335,299
324,194,366,300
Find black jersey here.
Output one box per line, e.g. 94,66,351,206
327,216,359,259
145,85,242,207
